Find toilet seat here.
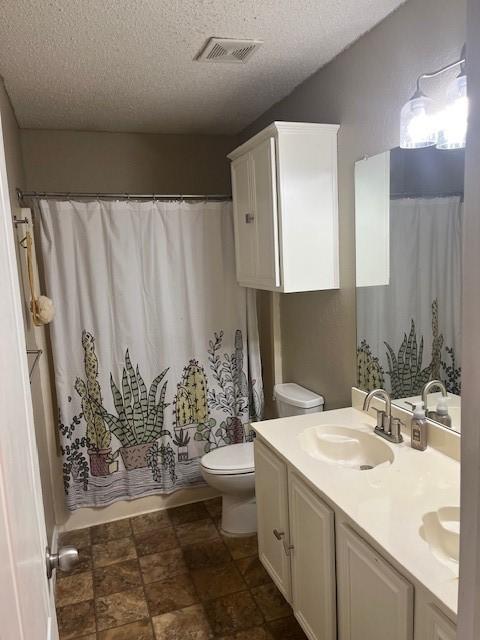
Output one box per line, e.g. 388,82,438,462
201,442,254,475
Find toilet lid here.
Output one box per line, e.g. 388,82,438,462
201,442,254,474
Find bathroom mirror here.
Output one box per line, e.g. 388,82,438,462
355,146,464,433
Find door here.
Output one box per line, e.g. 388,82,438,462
424,605,456,640
254,439,291,600
0,115,57,638
250,137,280,288
231,152,256,284
289,472,336,640
337,524,413,640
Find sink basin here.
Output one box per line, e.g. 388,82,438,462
420,506,460,567
298,425,394,471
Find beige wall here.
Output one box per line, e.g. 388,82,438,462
241,0,466,410
256,291,276,418
0,79,58,542
20,129,237,194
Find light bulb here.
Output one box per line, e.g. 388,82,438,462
399,92,437,149
436,73,468,149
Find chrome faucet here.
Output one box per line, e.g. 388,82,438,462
421,380,447,419
363,388,403,444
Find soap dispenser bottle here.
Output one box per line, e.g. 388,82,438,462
411,403,427,451
433,397,452,429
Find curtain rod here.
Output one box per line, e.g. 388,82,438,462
16,189,231,202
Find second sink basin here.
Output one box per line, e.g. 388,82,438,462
298,424,394,470
421,506,460,567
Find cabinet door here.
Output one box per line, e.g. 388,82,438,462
254,440,291,600
250,137,280,288
231,153,256,283
289,472,336,640
424,605,456,640
337,524,413,640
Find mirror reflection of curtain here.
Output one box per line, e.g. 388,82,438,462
357,196,462,397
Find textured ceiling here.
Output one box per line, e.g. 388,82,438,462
0,0,404,134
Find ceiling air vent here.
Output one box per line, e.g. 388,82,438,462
195,37,263,64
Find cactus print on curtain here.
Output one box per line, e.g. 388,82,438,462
39,198,263,510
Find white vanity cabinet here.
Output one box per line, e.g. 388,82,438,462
228,122,339,292
255,440,336,640
254,438,427,640
289,471,337,640
254,439,291,600
423,605,457,640
337,524,414,640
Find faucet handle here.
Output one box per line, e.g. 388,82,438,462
390,417,404,443
373,408,385,431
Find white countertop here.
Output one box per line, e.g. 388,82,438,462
254,407,460,617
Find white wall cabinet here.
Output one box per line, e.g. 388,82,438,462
228,122,339,292
337,524,414,640
354,151,390,287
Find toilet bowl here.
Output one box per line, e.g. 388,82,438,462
201,383,324,536
201,442,256,536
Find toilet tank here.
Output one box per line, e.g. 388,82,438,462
274,383,324,417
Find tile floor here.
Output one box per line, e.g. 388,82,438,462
56,498,308,639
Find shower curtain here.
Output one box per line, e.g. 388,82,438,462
39,198,264,510
357,196,462,397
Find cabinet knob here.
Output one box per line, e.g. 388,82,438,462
245,213,255,224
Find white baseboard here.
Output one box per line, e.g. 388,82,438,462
60,485,220,532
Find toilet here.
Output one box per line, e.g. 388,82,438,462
200,383,324,536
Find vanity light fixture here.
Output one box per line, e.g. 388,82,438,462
436,62,468,149
399,47,467,150
399,89,437,149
